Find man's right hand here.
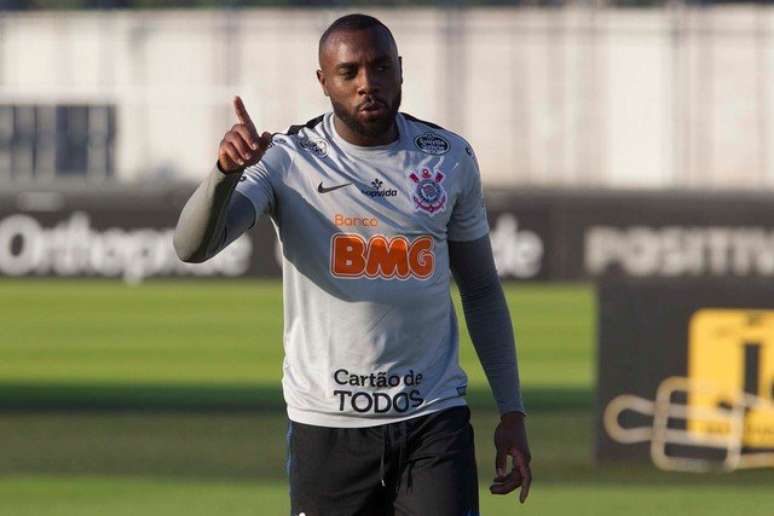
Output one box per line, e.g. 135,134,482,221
218,96,273,173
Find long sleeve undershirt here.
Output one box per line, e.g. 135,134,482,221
449,238,525,416
173,166,255,263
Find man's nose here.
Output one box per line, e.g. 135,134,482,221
356,68,381,95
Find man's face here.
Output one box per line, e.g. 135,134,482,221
317,27,402,140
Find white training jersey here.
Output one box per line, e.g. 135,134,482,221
236,112,489,427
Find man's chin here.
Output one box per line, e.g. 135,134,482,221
356,115,395,137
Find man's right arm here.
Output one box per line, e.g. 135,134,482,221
174,96,273,263
173,167,256,263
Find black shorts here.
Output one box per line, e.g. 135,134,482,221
287,406,479,516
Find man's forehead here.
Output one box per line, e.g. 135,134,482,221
319,28,397,66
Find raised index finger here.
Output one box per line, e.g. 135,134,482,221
233,96,254,127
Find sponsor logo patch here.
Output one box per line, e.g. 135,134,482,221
267,133,286,148
334,214,378,227
317,181,351,194
333,368,425,414
409,168,447,215
414,132,450,155
299,137,329,158
360,178,398,198
330,233,435,280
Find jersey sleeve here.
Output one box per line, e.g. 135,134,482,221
447,145,489,242
234,140,292,218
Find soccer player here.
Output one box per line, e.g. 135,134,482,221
174,13,531,516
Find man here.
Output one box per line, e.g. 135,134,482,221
174,13,531,516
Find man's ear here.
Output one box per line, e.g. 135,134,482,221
316,69,330,97
399,56,403,85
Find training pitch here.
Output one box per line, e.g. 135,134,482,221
0,280,772,515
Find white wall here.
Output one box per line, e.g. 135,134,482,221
1,6,772,190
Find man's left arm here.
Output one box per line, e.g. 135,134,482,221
448,236,532,503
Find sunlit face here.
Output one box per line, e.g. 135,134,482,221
317,27,403,140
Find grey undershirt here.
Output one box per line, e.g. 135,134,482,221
173,166,255,263
448,238,525,415
174,166,525,416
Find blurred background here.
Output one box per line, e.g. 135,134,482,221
1,1,774,515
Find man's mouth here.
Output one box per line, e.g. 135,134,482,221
359,100,388,116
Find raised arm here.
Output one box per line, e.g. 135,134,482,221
174,96,273,263
173,169,256,263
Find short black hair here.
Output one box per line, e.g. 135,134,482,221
318,13,396,58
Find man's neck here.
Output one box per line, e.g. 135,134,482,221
334,115,398,147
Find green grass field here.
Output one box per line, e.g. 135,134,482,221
1,279,773,515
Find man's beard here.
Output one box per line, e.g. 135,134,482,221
332,90,402,140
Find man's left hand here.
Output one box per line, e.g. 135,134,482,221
490,411,532,503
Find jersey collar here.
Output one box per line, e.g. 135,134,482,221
327,112,405,157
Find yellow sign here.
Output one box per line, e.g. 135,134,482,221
689,309,774,448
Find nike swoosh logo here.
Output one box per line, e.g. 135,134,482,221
317,182,352,194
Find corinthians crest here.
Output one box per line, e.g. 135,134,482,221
409,168,447,215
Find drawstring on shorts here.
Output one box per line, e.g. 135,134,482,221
379,425,387,487
379,420,411,492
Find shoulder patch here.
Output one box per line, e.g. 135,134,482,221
299,137,329,158
267,133,288,148
414,132,450,155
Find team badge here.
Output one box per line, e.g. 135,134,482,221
409,168,447,215
414,132,449,155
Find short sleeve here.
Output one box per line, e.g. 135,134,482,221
234,141,292,219
447,145,489,242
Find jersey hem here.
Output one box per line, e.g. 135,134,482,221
286,396,467,428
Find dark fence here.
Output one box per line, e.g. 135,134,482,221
4,186,774,282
